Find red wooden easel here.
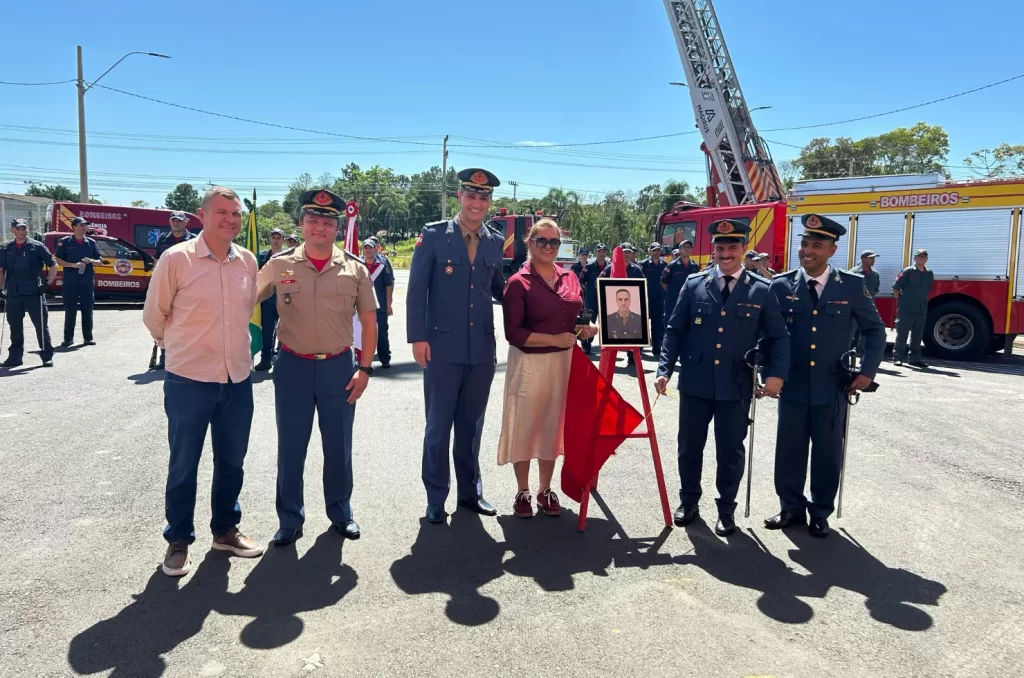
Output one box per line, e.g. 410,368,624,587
576,346,673,532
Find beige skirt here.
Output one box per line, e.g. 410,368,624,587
497,345,572,465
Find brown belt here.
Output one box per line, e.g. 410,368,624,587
280,344,350,360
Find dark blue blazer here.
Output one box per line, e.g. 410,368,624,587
406,219,505,365
768,267,885,406
658,268,789,402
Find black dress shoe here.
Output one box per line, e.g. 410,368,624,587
909,360,928,368
809,516,830,538
273,527,302,546
60,340,73,348
334,520,360,540
673,503,699,527
42,359,53,367
715,514,736,536
254,361,272,372
1,359,23,368
84,340,96,346
425,504,447,523
380,362,391,369
457,497,497,516
764,510,807,530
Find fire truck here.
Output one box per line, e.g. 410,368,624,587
654,0,1022,359
487,208,573,277
42,229,155,301
46,202,202,256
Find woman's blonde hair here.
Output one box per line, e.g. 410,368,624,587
526,219,561,256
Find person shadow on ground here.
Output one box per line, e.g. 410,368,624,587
784,528,947,631
390,510,504,626
676,520,819,624
67,550,231,678
219,529,358,649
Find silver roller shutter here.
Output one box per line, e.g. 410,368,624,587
1015,213,1024,299
912,209,1013,279
853,212,907,295
787,214,851,272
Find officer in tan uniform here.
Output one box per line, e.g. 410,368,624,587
256,189,378,546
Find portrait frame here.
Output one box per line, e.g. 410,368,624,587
596,278,650,348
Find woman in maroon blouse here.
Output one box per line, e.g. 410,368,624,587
498,219,598,518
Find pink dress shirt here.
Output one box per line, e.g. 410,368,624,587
143,232,258,384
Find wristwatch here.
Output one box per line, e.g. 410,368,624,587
358,365,373,376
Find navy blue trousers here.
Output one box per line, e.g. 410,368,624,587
259,297,279,364
62,282,94,343
375,310,391,364
774,399,848,519
163,373,253,543
677,393,748,515
274,349,357,528
422,361,494,505
4,293,53,361
650,304,664,354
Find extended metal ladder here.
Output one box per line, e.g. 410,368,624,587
662,0,786,206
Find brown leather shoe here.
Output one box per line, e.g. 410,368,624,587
513,490,534,518
162,540,190,577
212,527,263,557
537,488,562,516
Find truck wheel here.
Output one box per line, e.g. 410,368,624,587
924,301,991,360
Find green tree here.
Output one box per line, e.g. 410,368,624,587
130,199,149,208
282,173,314,217
24,183,100,203
795,123,949,179
963,144,1024,177
164,183,201,212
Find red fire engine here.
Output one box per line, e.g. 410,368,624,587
655,0,1022,359
46,202,202,255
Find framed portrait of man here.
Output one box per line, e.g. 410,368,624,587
596,278,650,348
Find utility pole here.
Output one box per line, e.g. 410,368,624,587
440,135,449,220
77,46,88,204
509,180,518,201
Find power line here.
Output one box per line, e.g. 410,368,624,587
0,79,75,86
762,73,1024,132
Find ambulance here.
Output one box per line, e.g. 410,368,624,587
46,202,202,256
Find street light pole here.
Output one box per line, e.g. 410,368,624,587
77,46,88,203
76,47,170,204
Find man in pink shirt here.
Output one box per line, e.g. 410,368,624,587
143,186,262,577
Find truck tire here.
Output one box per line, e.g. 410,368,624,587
924,301,991,360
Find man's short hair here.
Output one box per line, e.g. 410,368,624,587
201,186,240,210
615,289,631,299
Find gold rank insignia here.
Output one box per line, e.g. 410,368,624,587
834,271,841,282
284,270,293,276
695,317,702,325
445,265,453,275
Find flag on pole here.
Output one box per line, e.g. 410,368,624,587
560,345,643,502
245,189,262,357
344,201,362,352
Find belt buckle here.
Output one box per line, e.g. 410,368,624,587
314,353,328,360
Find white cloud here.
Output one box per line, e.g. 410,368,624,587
514,140,557,147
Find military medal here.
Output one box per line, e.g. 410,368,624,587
284,294,292,305
695,317,702,325
787,292,799,302
445,265,453,275
834,272,841,282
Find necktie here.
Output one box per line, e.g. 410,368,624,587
464,231,478,263
721,275,733,304
808,279,819,306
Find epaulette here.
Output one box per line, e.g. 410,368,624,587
746,271,770,285
424,220,447,229
686,271,706,280
774,269,799,280
844,269,865,280
271,247,295,259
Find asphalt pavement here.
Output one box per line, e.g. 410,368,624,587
1,270,1022,677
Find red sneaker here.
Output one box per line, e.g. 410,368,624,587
513,491,534,518
537,488,562,516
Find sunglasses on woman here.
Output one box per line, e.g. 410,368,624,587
530,237,561,250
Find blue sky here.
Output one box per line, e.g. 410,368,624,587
2,0,1023,208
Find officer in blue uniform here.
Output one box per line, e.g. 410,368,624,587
581,244,608,353
254,227,286,371
570,247,590,349
362,236,395,368
407,167,506,524
764,214,884,538
656,219,790,536
640,243,668,355
54,217,103,347
150,211,196,370
661,239,700,323
1,219,57,367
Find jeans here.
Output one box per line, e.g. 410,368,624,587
163,373,254,543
